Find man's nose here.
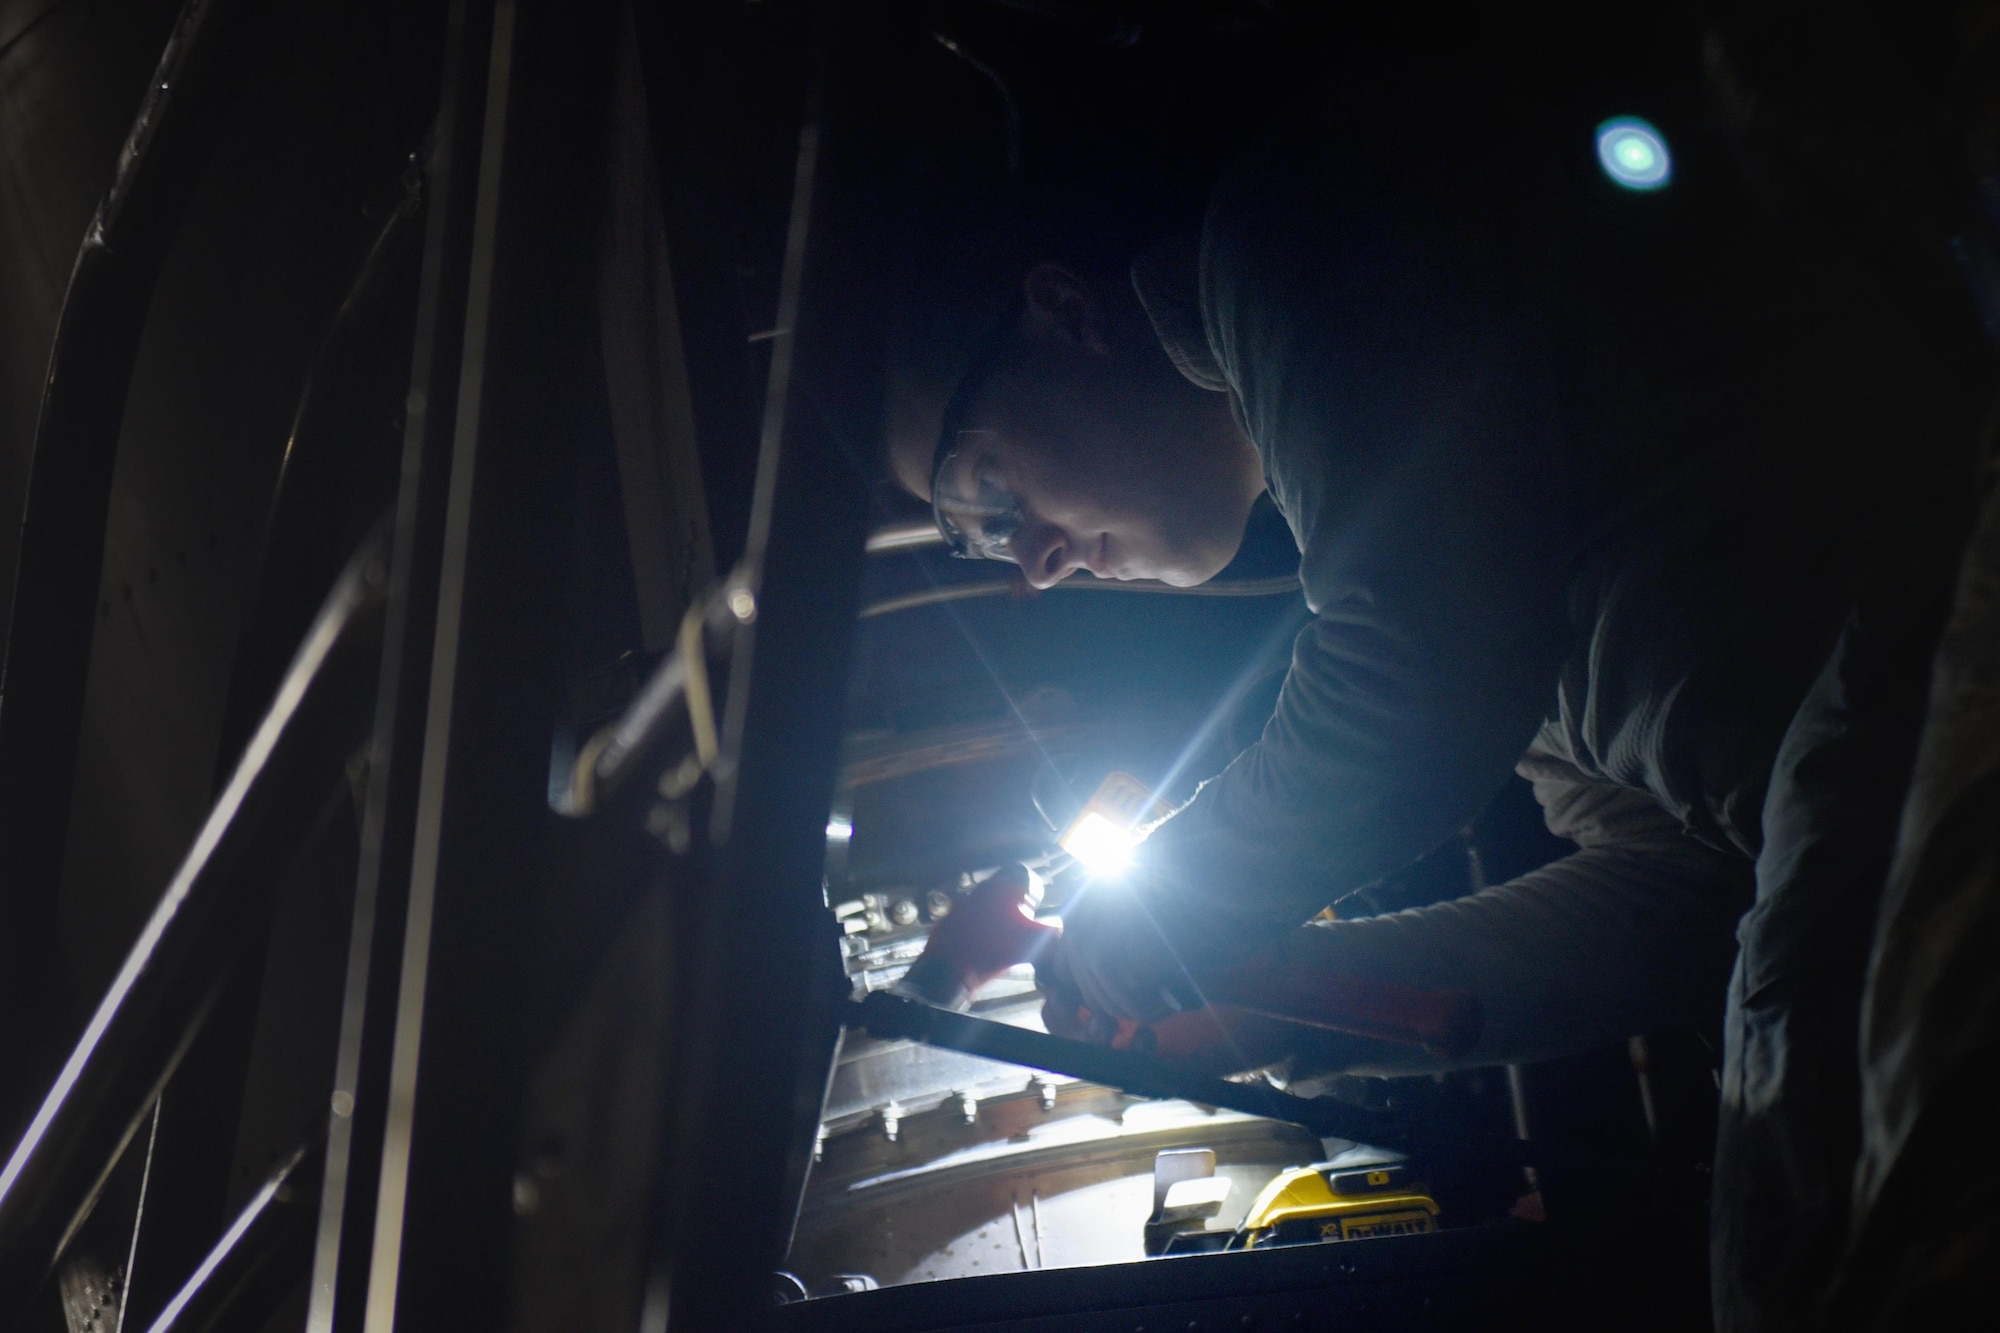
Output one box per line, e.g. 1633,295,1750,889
1018,522,1079,590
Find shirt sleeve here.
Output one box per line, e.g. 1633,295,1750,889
1130,588,1569,969
1116,83,1582,974
1261,744,1753,1075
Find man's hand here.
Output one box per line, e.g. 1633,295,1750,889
899,863,1057,1010
1036,878,1207,1034
1038,912,1296,1070
1034,938,1115,1043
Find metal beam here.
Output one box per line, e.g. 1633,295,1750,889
0,533,387,1317
646,8,897,1327
138,1137,322,1333
852,993,1677,1177
305,2,626,1327
301,0,498,1325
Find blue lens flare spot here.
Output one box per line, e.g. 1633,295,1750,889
1596,116,1671,191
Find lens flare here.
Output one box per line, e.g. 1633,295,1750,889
1596,116,1671,191
1061,809,1138,874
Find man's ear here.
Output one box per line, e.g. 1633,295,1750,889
1020,262,1109,355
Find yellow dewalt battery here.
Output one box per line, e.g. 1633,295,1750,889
1238,1163,1440,1249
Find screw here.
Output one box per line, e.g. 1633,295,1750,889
727,587,757,622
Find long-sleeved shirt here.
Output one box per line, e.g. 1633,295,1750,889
1075,62,1989,1067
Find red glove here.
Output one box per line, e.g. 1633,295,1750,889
1039,938,1298,1072
1049,870,1484,1058
896,864,1059,1010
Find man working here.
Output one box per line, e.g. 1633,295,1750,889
885,58,1994,1333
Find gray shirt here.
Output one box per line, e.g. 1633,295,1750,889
1093,70,1980,1068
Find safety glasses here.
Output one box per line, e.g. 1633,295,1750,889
929,306,1026,562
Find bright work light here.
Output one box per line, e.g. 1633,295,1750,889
1058,771,1162,875
1062,810,1137,874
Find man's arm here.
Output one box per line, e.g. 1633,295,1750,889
1056,78,1592,1020
1266,749,1753,1074
1055,727,1751,1056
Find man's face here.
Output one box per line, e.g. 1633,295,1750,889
937,393,1234,588
927,267,1259,590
